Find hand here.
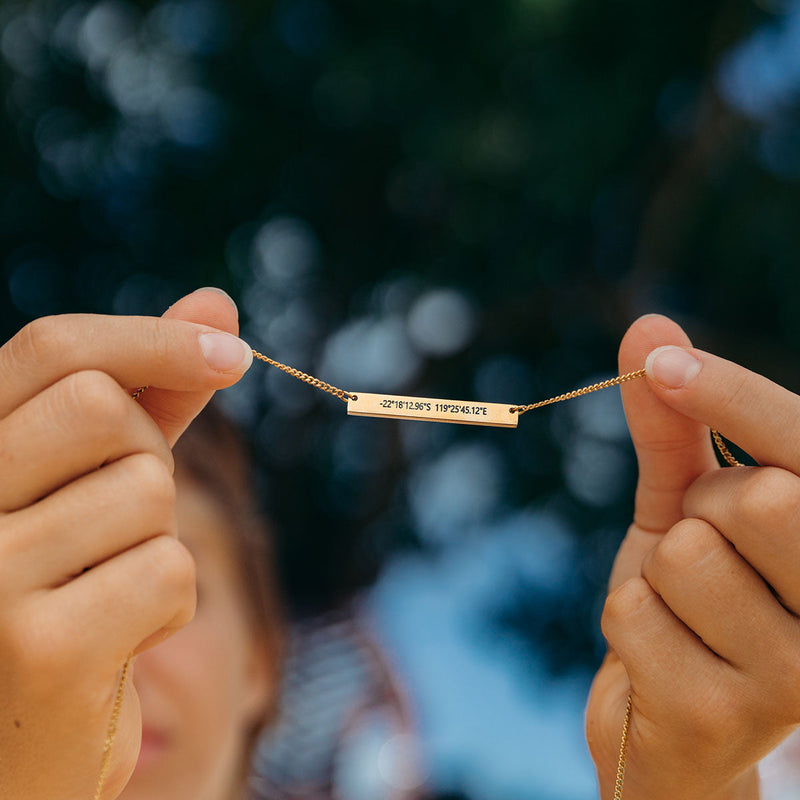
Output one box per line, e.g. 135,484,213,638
0,289,252,800
586,314,800,799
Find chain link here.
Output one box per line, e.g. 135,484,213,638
711,429,744,467
615,694,632,800
252,350,354,402
510,369,647,415
93,655,132,800
251,352,646,413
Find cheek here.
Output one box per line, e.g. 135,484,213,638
155,601,255,746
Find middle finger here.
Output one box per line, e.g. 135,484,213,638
0,452,177,592
0,370,172,512
640,516,796,673
683,465,800,616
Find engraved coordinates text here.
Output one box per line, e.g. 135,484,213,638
378,398,489,416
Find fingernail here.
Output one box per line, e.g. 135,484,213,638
199,332,253,373
194,287,239,318
645,346,702,388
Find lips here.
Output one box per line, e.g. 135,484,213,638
136,727,168,770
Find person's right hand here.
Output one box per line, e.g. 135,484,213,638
0,288,252,800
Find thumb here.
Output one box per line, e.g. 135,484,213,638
608,314,718,592
135,287,244,446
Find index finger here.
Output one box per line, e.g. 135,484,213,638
0,298,252,444
644,345,799,475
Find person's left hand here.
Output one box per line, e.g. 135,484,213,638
586,314,800,799
0,287,251,800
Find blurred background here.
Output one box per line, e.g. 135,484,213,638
2,1,800,798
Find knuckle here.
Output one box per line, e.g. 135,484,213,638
141,317,175,370
8,315,64,367
716,370,757,417
654,518,721,573
57,370,128,435
122,453,176,511
147,535,196,600
734,467,800,530
602,577,655,633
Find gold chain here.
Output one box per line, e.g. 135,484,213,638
250,355,746,470
252,350,354,401
93,654,132,800
510,369,648,414
712,429,744,468
615,694,633,799
253,352,646,413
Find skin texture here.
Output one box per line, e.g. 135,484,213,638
0,289,251,800
587,314,800,799
119,473,272,800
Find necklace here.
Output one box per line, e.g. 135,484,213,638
93,655,132,800
251,351,648,426
94,351,742,799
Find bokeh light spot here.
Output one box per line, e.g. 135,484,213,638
253,216,321,290
406,288,478,358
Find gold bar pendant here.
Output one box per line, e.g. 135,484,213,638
347,392,519,428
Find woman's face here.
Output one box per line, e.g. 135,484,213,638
119,474,275,800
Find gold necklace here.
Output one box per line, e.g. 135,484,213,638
95,353,742,799
252,351,648,426
93,655,132,800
